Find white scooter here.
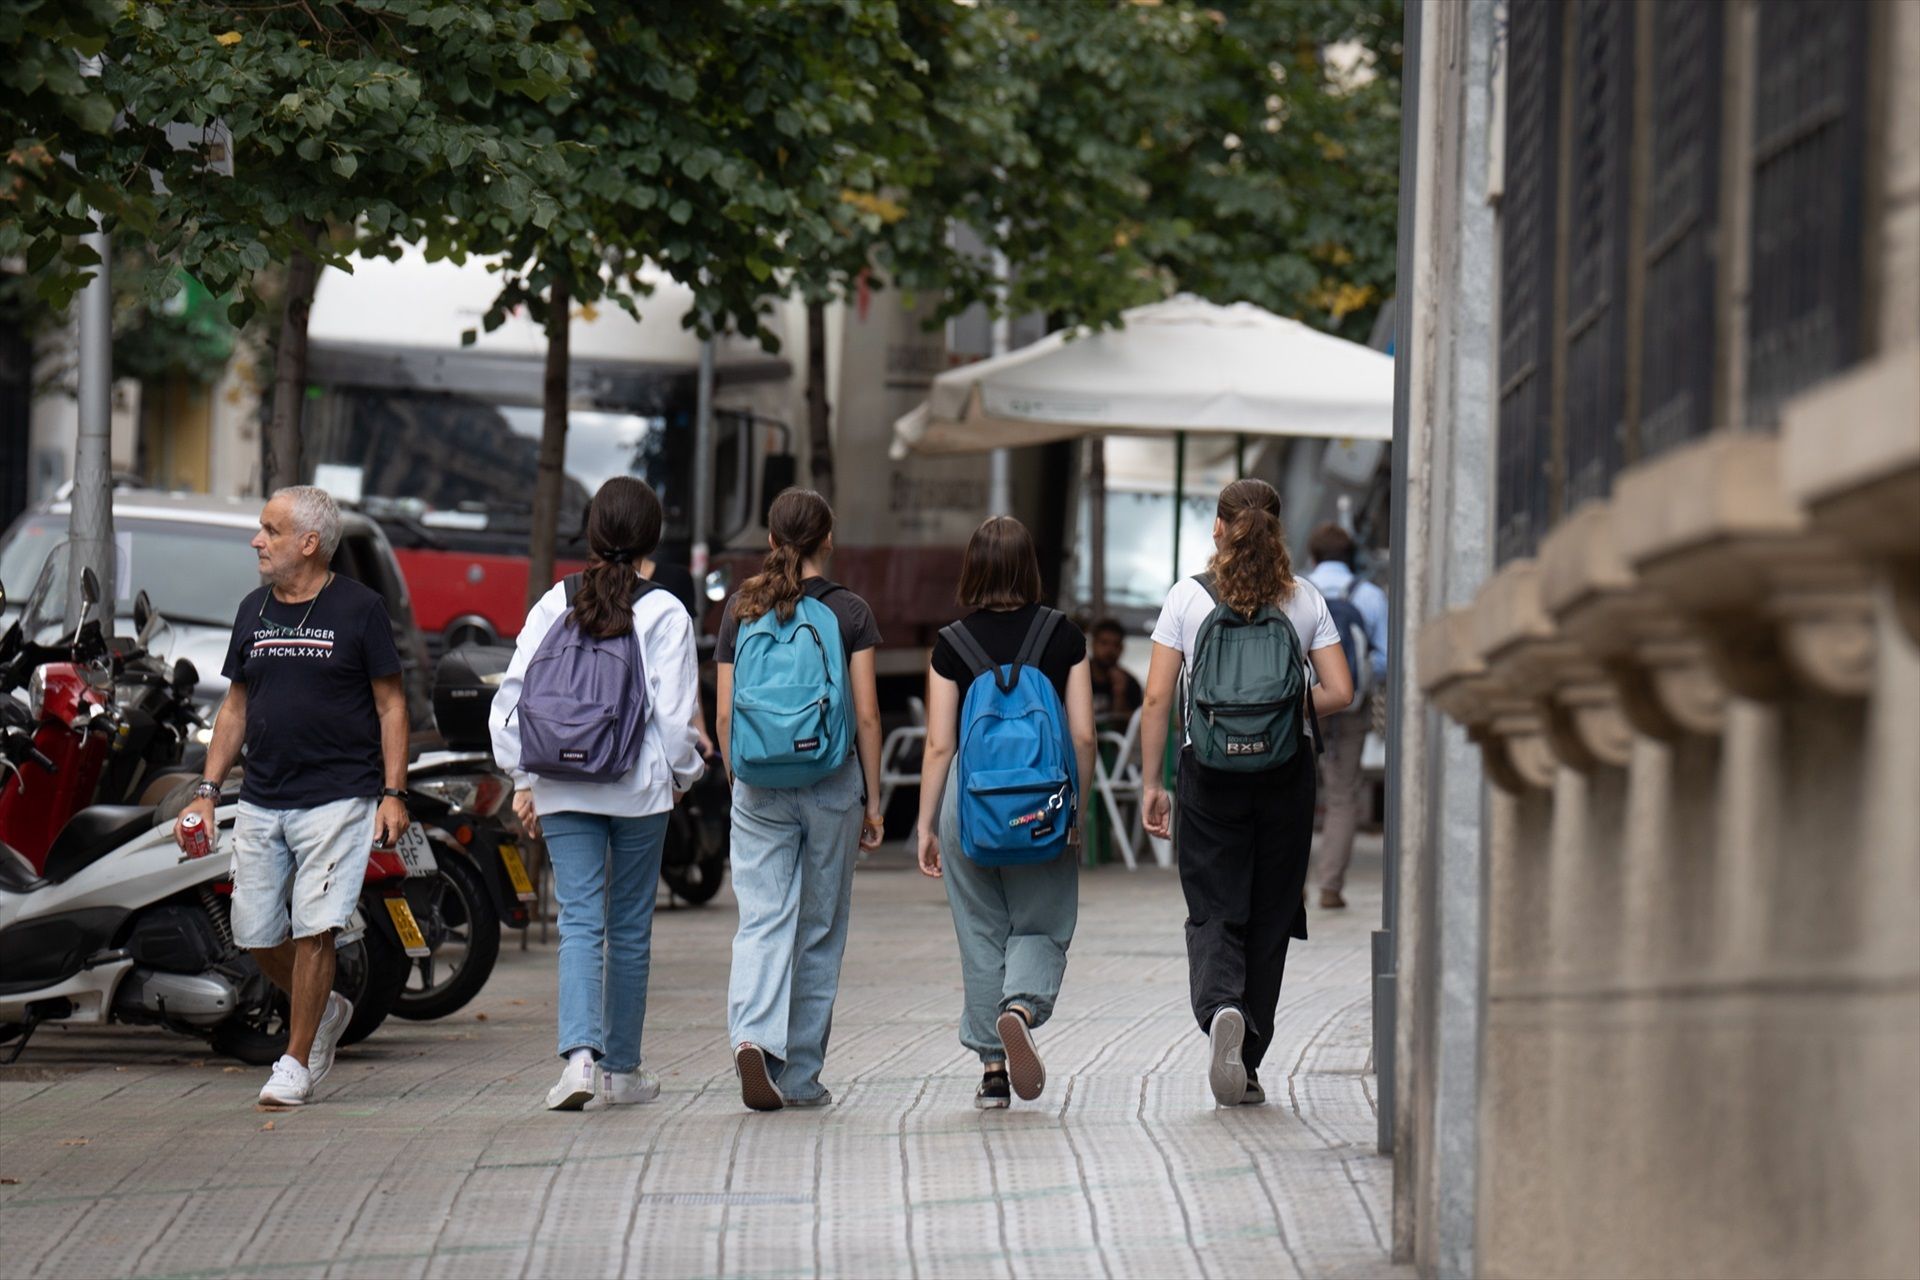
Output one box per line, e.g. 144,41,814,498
0,717,412,1064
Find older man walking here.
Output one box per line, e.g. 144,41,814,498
174,486,410,1107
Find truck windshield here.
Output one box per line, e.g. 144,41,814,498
305,388,685,541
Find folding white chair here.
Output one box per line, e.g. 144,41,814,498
1092,706,1146,869
876,723,926,819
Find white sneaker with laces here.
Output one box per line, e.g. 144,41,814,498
546,1054,599,1111
258,1055,312,1108
307,992,353,1089
598,1068,661,1106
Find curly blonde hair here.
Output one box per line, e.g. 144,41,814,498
1207,478,1295,615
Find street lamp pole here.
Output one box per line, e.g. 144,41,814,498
692,336,716,579
70,222,115,631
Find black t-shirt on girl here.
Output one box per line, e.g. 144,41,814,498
931,604,1087,706
221,574,403,809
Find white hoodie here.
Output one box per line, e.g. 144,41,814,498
489,580,705,818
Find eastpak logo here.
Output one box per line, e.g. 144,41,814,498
559,749,588,762
793,737,821,752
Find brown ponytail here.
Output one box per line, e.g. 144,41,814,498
732,488,834,624
569,476,664,640
1207,478,1294,616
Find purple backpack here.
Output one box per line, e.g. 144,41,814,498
513,575,658,782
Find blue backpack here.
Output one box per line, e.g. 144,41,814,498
729,586,852,788
1322,576,1373,709
512,575,658,782
943,610,1077,866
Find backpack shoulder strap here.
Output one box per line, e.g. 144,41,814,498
1194,572,1219,603
1013,607,1065,676
938,620,998,686
563,573,582,606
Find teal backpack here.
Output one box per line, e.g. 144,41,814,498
729,586,852,788
1184,573,1312,771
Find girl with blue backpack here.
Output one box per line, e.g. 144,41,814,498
715,488,885,1111
1138,479,1353,1107
489,477,707,1112
914,516,1096,1109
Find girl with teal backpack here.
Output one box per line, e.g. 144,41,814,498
1138,479,1353,1109
915,517,1097,1110
715,489,885,1112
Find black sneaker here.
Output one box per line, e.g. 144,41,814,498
974,1067,1012,1110
734,1043,784,1112
996,1007,1046,1101
1241,1071,1266,1106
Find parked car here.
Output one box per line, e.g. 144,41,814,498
0,491,435,733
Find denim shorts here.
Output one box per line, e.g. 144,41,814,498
230,797,379,948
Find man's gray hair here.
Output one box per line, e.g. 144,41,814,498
275,485,343,558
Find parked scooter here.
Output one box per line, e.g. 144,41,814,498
0,709,413,1064
0,555,205,869
387,749,522,1021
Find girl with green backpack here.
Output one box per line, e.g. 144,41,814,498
715,489,886,1111
1139,479,1354,1107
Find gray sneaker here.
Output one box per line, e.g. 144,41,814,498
1241,1072,1266,1105
1207,1008,1249,1106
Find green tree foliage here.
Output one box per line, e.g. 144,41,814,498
0,1,133,307
868,0,1404,344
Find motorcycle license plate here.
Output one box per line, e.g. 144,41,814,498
498,842,537,902
396,822,438,877
383,896,432,958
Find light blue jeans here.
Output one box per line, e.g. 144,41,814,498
540,810,670,1074
727,755,864,1102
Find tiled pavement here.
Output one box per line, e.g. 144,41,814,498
0,839,1401,1279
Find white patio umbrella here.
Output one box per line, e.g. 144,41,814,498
889,294,1393,459
890,294,1394,604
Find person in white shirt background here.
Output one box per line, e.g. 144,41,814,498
490,477,705,1112
1304,522,1389,910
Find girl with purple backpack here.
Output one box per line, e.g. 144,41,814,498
489,477,706,1112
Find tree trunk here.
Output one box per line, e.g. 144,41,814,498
805,298,833,501
526,278,571,614
264,232,319,493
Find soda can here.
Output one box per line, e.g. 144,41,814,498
179,810,213,860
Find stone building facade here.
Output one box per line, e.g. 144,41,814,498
1390,1,1920,1275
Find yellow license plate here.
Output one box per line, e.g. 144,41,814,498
384,896,431,958
498,842,536,902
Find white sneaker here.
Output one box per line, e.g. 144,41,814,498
598,1068,661,1106
1208,1008,1249,1107
545,1055,599,1111
307,992,353,1089
258,1055,312,1108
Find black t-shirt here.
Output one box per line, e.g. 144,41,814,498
221,574,403,809
714,577,882,663
1091,660,1143,726
931,605,1087,704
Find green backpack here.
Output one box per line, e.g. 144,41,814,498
1184,573,1311,771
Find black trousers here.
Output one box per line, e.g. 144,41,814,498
1174,742,1315,1071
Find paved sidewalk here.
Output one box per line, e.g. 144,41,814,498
0,840,1399,1280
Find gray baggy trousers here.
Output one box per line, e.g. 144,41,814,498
938,763,1079,1063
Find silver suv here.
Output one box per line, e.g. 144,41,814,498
0,490,435,732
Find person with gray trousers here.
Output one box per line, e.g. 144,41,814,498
914,517,1096,1110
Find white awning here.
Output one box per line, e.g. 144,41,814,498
891,294,1394,459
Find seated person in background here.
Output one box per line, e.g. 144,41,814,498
1088,618,1143,729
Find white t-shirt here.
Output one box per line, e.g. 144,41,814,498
1150,575,1343,670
